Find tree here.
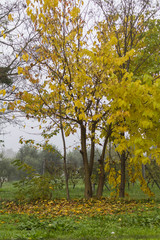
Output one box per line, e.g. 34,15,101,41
67,148,83,169
16,0,160,200
16,144,62,174
16,0,127,199
0,0,38,138
0,151,18,184
40,145,62,175
16,144,42,173
94,0,160,197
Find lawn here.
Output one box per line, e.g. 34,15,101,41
0,182,160,239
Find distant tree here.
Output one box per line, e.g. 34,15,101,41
67,147,101,191
145,161,160,190
16,144,62,175
40,145,62,175
0,152,18,185
16,144,42,173
67,149,83,169
0,67,12,85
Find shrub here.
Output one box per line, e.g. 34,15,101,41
13,160,54,201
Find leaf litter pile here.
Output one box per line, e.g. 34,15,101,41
0,198,159,219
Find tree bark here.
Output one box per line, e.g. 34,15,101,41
142,164,145,179
145,165,160,190
80,124,92,199
119,151,126,198
96,156,105,198
96,125,112,198
89,124,96,176
60,117,70,201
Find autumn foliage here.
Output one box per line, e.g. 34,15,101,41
1,198,157,218
1,0,160,199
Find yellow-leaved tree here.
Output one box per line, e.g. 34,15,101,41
94,0,160,198
16,0,160,199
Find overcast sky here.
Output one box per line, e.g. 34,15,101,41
2,120,80,154
0,0,90,154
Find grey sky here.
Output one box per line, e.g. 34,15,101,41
2,121,80,153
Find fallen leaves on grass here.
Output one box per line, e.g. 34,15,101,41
0,198,158,219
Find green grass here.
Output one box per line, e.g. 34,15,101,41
1,180,160,201
51,180,160,200
0,182,17,200
126,182,160,200
54,180,85,199
0,181,86,201
0,181,160,239
0,210,160,239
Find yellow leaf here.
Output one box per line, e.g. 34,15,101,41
50,0,59,8
22,53,29,62
92,114,101,121
140,120,153,129
65,128,71,137
75,100,82,108
30,13,36,22
8,13,13,21
135,149,143,156
0,108,6,113
70,7,80,18
3,33,6,39
26,7,32,16
26,0,31,6
66,108,71,114
0,89,6,96
79,113,87,120
17,67,24,74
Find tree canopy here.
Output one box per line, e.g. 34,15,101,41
2,0,160,198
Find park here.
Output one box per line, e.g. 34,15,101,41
0,0,160,239
0,145,160,239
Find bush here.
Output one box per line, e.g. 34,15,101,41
13,160,54,201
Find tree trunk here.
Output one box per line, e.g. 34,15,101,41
142,164,145,179
60,119,70,201
59,69,70,200
119,151,126,198
89,124,96,175
42,159,46,175
80,124,92,199
84,169,92,199
96,157,105,198
96,125,112,198
145,165,160,190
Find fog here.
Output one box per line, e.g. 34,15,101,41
2,122,80,154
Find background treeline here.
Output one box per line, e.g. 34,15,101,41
1,144,160,196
